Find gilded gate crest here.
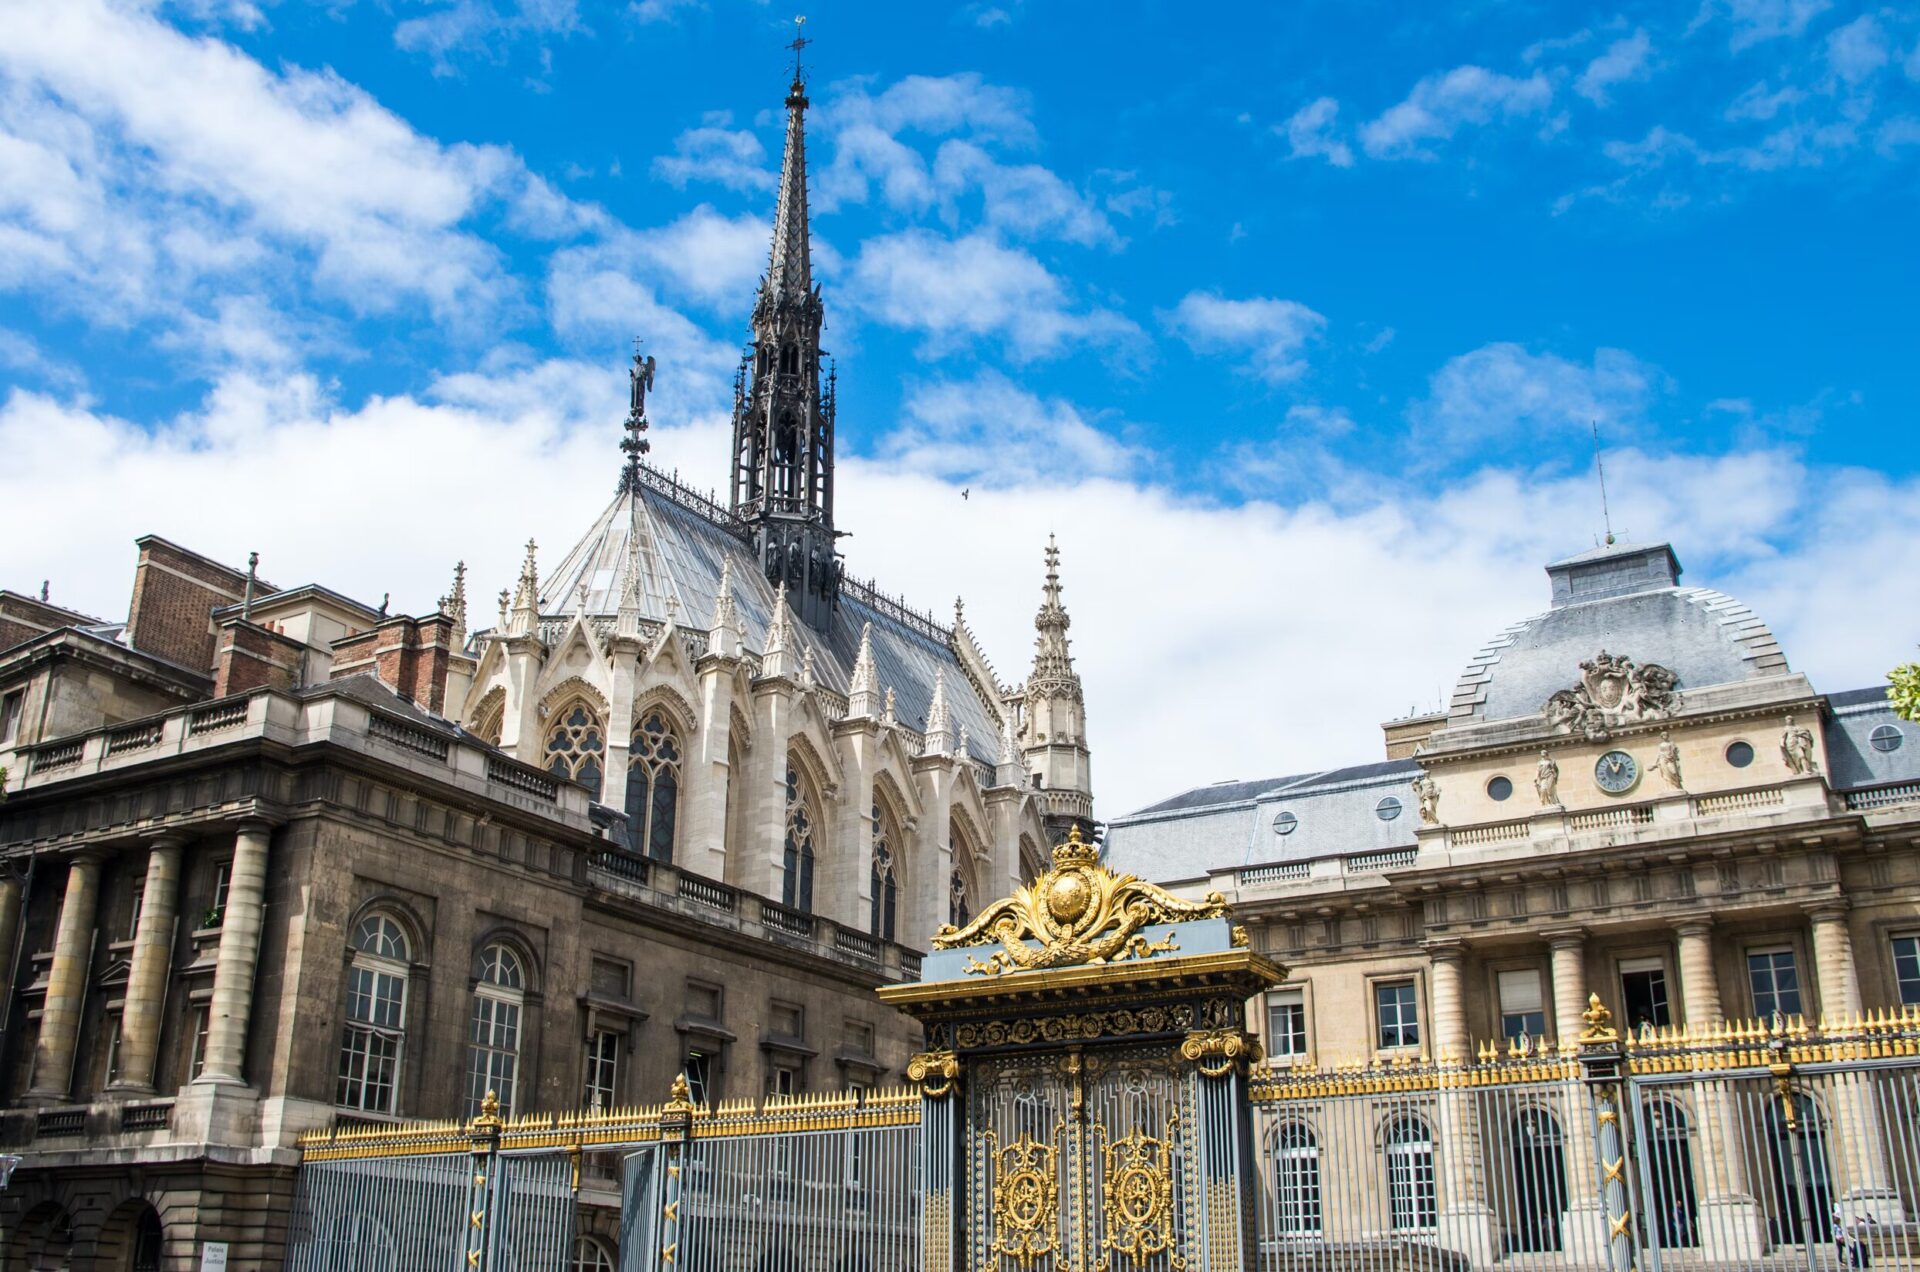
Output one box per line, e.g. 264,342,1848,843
985,1129,1063,1270
932,826,1227,977
1096,1118,1183,1270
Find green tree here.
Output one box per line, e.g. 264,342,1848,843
1892,657,1920,723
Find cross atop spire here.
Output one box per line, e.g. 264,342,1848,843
786,15,810,91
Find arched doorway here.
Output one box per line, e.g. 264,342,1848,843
93,1199,164,1272
1507,1107,1567,1253
9,1201,74,1271
1764,1095,1833,1246
1640,1099,1698,1248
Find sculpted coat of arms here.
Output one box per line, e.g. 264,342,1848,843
1543,650,1681,741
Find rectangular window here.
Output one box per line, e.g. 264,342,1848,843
1375,981,1420,1050
337,962,407,1115
584,1030,620,1111
208,862,231,927
1895,936,1920,1007
0,690,24,746
1498,969,1547,1043
189,1008,210,1079
105,1015,123,1084
465,991,521,1120
1620,958,1672,1032
1266,989,1308,1062
126,882,145,941
684,1050,712,1106
769,1064,799,1097
1747,948,1803,1020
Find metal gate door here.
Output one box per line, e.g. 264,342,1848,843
967,1045,1194,1272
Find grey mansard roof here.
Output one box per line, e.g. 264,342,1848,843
1450,543,1788,724
516,467,1003,765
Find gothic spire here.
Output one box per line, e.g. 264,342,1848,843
509,540,540,635
766,43,813,310
925,668,953,756
443,560,469,644
1023,535,1093,837
618,345,655,495
848,620,879,717
1029,534,1077,686
709,558,742,658
762,580,796,679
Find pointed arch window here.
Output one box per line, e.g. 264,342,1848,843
545,702,606,800
627,710,682,862
471,691,504,748
465,944,526,1121
782,762,817,913
870,801,899,943
949,863,970,929
336,914,409,1115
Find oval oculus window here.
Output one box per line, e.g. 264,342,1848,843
1272,810,1299,835
1375,796,1403,821
1487,776,1514,802
1870,724,1904,753
1726,740,1755,768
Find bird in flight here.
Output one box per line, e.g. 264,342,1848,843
961,488,970,500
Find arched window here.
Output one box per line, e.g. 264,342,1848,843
870,801,899,943
1507,1108,1568,1253
1643,1099,1698,1248
1384,1115,1436,1231
782,762,817,912
1019,835,1044,883
336,914,409,1114
572,1236,615,1272
471,690,504,747
949,867,970,929
627,710,682,861
949,823,977,928
1270,1123,1322,1236
466,943,526,1120
545,701,606,799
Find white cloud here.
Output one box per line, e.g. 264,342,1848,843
1726,81,1808,121
814,74,1040,214
880,371,1140,484
1414,343,1657,445
1713,0,1834,50
628,205,770,308
394,0,585,70
1279,97,1355,168
1576,30,1654,105
630,0,702,23
929,141,1115,246
1163,292,1327,384
5,371,1916,815
651,119,776,193
0,0,601,334
1361,66,1553,159
846,230,1140,361
1826,16,1892,85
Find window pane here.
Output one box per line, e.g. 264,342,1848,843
1895,937,1920,1007
1748,949,1803,1019
1376,982,1420,1049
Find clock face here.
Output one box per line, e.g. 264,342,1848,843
1594,749,1639,794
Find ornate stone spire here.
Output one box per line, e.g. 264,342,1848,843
847,620,879,717
616,528,644,638
762,580,796,679
509,540,540,636
443,560,468,644
883,685,897,728
925,667,953,756
729,41,839,631
800,645,816,691
617,346,654,495
709,558,742,659
996,708,1021,786
1023,535,1093,836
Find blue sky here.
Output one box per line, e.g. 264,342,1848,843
2,0,1917,803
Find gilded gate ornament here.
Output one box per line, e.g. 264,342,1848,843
934,826,1227,977
1179,1029,1262,1077
987,1130,1063,1271
908,1049,961,1098
1096,1118,1184,1270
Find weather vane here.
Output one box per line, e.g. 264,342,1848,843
787,15,809,82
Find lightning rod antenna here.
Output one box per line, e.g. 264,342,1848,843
1591,419,1615,547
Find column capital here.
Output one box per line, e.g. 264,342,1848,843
231,815,283,837
1803,898,1851,923
145,830,193,851
1542,926,1588,951
1424,939,1469,964
1672,914,1715,939
64,846,112,869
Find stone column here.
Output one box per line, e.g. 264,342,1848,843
1426,941,1496,1264
29,852,104,1101
196,821,272,1085
1674,917,1722,1028
1808,902,1900,1219
0,872,24,1005
110,835,186,1093
1546,928,1587,1048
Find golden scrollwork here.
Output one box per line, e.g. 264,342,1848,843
1230,924,1250,949
933,826,1228,977
907,1049,961,1098
989,1131,1062,1271
1179,1029,1263,1077
1096,1117,1184,1269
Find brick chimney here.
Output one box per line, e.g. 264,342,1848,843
330,613,458,714
125,537,268,674
211,617,307,698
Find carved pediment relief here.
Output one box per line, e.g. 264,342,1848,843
931,826,1228,977
1543,650,1681,741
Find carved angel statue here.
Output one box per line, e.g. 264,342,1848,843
1535,751,1560,806
1655,731,1683,790
1781,714,1820,776
1411,773,1441,826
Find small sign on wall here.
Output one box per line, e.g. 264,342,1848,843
200,1242,229,1271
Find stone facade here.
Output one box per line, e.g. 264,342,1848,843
1106,541,1920,1076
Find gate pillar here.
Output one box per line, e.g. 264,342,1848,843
881,827,1284,1272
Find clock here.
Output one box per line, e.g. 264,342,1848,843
1594,749,1639,794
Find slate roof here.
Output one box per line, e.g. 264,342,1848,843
517,466,1002,765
